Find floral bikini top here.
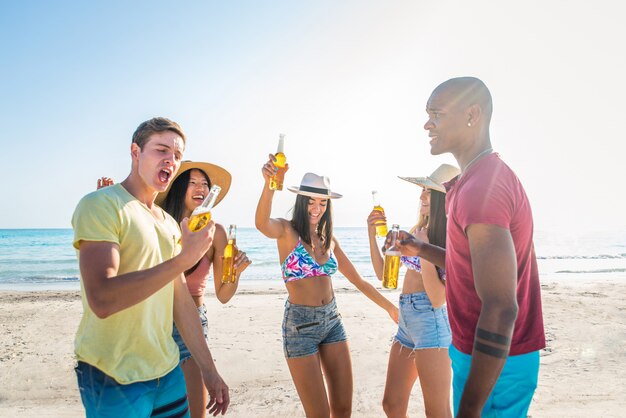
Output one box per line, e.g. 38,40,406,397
400,255,446,281
281,240,338,283
401,255,422,271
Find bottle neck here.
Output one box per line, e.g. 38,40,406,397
276,136,285,154
372,192,380,206
195,185,221,214
389,225,400,248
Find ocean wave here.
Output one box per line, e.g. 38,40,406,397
0,259,76,265
0,275,79,283
556,268,626,274
538,254,626,260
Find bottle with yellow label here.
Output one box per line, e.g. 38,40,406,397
382,224,401,289
371,190,388,238
188,185,221,232
269,133,287,191
222,224,238,283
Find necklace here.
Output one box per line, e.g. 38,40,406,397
311,228,322,253
461,147,493,176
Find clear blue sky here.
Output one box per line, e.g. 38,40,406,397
1,0,624,231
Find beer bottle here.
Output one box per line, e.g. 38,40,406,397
382,224,401,289
222,224,238,283
188,185,221,232
269,134,287,190
371,190,388,237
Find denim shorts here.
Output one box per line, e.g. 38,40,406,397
450,344,540,417
75,361,189,417
172,304,209,362
282,298,348,359
394,292,452,350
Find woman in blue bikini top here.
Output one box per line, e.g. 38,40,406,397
255,156,398,417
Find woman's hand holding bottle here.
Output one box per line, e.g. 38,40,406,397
262,154,289,185
233,251,252,277
367,209,387,237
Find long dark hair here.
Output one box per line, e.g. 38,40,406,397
427,190,447,249
163,169,211,223
290,194,333,253
163,168,211,275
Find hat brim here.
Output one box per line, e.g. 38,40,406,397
287,186,342,199
398,176,446,193
155,161,232,207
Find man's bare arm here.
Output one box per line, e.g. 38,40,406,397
457,224,518,417
173,277,229,415
79,221,214,318
395,230,446,268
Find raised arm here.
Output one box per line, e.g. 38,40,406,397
78,220,215,319
255,154,288,239
333,237,398,323
366,209,385,281
457,223,518,416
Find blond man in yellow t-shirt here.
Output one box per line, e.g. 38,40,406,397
72,117,230,417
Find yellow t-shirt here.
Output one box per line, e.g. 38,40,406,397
72,184,181,384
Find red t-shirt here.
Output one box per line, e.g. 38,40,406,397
444,153,545,356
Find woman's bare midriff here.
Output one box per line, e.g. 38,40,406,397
401,269,426,294
285,276,334,306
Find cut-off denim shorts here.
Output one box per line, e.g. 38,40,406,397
282,298,348,359
394,292,452,350
172,304,209,362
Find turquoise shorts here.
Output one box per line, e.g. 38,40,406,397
75,361,189,417
449,344,539,418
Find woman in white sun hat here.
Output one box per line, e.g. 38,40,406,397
366,163,459,418
255,155,398,418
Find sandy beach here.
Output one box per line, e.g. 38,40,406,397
1,280,625,417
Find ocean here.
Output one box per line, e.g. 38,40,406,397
1,227,625,291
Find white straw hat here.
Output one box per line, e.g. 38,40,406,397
398,164,460,193
287,173,343,199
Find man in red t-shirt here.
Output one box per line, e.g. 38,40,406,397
396,77,545,418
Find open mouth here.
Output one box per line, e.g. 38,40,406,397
158,169,172,184
192,194,205,203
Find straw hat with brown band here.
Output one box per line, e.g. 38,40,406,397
398,163,460,193
155,160,232,208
